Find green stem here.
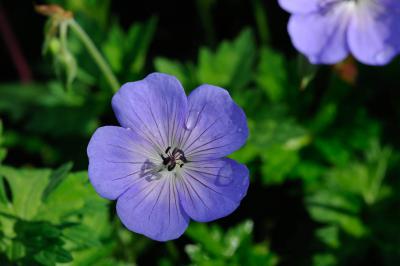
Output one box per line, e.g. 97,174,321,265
251,0,269,45
67,19,120,92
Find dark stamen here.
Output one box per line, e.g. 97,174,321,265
165,146,171,154
161,155,171,165
160,146,187,171
168,163,176,171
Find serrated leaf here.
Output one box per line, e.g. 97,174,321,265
154,58,189,87
256,47,288,102
42,162,73,201
0,166,50,219
62,224,101,249
185,221,277,266
196,28,255,90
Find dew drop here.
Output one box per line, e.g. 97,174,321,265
216,163,233,186
185,109,201,130
237,127,242,133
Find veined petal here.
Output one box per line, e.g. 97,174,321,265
179,85,248,160
116,173,189,241
87,126,159,200
288,3,352,64
278,0,320,13
381,0,400,9
177,158,249,222
348,2,400,65
112,73,188,153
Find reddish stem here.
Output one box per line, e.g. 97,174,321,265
0,6,32,83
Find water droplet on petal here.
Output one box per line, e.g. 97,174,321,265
185,109,201,130
237,127,242,133
216,162,233,186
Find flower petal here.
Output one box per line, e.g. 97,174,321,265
288,3,352,64
179,85,248,160
112,73,188,153
348,3,400,65
87,126,159,200
177,158,249,222
381,0,400,9
116,173,190,241
278,0,320,14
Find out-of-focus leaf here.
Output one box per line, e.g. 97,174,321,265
185,221,278,266
196,28,256,90
306,141,393,252
63,0,111,28
261,146,300,184
309,103,337,133
103,16,157,78
316,226,340,248
0,120,6,163
102,23,124,73
0,82,82,121
312,253,336,266
127,16,158,75
256,47,288,102
314,138,351,167
250,107,311,184
154,58,190,88
297,54,318,90
14,220,73,265
62,224,101,249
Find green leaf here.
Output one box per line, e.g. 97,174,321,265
103,16,158,78
62,224,101,249
196,28,256,90
0,166,50,219
256,47,288,102
185,221,278,266
249,107,311,184
296,54,318,90
312,253,336,266
42,162,74,201
306,142,393,242
0,82,79,121
261,146,300,184
0,120,6,163
314,138,351,166
127,16,158,75
37,171,108,225
0,165,111,264
154,58,190,88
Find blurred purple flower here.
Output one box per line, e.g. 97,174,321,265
87,73,249,241
279,0,400,65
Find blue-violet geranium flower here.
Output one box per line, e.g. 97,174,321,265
87,73,249,241
279,0,400,65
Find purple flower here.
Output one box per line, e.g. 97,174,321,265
279,0,400,65
87,73,249,241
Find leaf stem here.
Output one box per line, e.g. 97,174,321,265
67,19,120,92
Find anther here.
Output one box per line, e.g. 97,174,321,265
165,146,171,154
160,146,187,171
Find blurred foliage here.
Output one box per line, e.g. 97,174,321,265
155,28,256,91
1,0,400,265
183,221,277,266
